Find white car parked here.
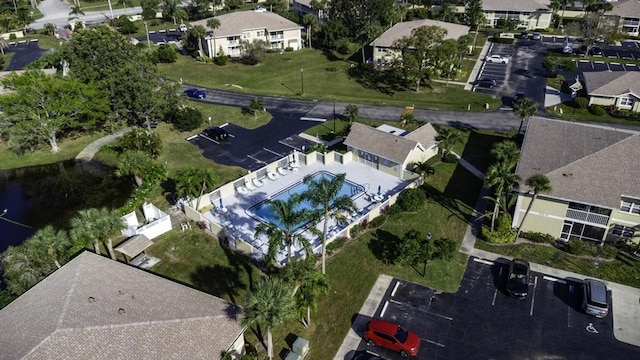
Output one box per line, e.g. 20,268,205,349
485,55,509,64
253,6,267,12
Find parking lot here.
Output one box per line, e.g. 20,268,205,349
347,257,640,360
473,43,514,96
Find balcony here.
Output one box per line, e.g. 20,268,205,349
566,209,610,226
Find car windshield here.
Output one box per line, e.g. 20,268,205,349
395,325,408,343
510,264,528,280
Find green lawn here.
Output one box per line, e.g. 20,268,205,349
158,49,502,111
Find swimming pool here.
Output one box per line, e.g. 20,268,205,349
249,171,365,230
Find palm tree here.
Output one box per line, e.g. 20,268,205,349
513,97,538,135
242,277,295,360
413,160,435,181
439,3,455,22
25,226,71,269
162,0,179,24
301,14,317,48
190,25,207,59
255,195,311,265
302,173,357,274
293,262,328,327
491,140,521,168
559,0,575,27
435,128,463,160
484,162,520,231
70,208,102,254
515,174,552,240
117,0,134,8
93,208,126,260
43,23,56,36
206,18,221,57
1,245,52,295
69,5,85,20
115,150,166,187
174,168,217,209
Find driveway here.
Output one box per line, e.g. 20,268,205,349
343,257,640,360
30,0,142,29
4,40,47,70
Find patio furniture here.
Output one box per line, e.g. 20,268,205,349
253,178,264,187
246,181,257,191
268,171,279,180
277,167,289,176
237,186,248,195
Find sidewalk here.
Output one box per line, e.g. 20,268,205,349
75,127,132,161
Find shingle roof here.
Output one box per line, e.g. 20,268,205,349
344,123,438,164
609,0,640,18
482,0,550,12
0,252,244,360
114,234,153,258
516,117,640,208
191,11,302,37
371,19,470,48
582,71,640,97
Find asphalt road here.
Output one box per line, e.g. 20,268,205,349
346,257,640,360
30,0,142,29
4,40,47,71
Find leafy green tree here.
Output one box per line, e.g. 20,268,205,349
70,208,125,260
163,0,181,24
116,0,134,8
155,43,178,63
464,0,485,47
240,38,267,65
515,174,552,240
141,0,160,19
14,7,33,32
413,160,435,181
302,13,318,48
25,226,72,269
69,5,85,20
397,229,432,277
206,18,221,57
435,128,463,160
169,106,203,131
1,245,55,295
43,23,56,36
329,0,394,43
565,12,620,56
392,25,447,92
114,16,138,35
302,172,357,274
248,97,264,117
283,258,328,327
0,70,109,153
115,150,167,187
513,97,538,134
242,277,296,360
254,195,312,264
119,128,163,158
174,168,217,209
484,162,520,231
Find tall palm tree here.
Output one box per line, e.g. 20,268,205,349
190,25,207,59
559,0,575,27
491,140,521,168
301,14,317,48
206,18,221,57
293,262,328,327
513,97,538,135
93,208,126,260
242,277,295,360
43,23,56,37
1,245,52,295
515,174,552,240
302,173,357,274
435,128,463,160
255,195,311,265
70,208,102,254
69,5,85,20
162,0,179,24
174,168,217,209
484,162,520,231
25,226,71,269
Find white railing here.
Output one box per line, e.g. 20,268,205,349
565,208,610,226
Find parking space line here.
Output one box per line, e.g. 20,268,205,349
473,258,494,265
492,289,498,306
200,134,220,144
389,299,402,305
425,339,446,348
263,147,283,157
543,275,566,284
380,301,389,317
529,276,538,316
391,281,400,297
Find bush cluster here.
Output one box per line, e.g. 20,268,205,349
169,106,203,132
442,153,459,163
573,97,589,109
326,237,347,254
567,238,585,255
588,104,606,115
481,218,516,244
368,215,386,228
396,188,426,212
521,231,555,244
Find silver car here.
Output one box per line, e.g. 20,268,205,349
486,55,509,64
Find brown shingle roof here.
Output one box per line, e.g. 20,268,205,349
344,123,418,163
516,117,640,208
191,11,302,37
371,19,469,48
0,252,244,360
582,71,640,97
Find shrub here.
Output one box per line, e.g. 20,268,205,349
432,237,457,260
326,237,347,254
214,48,228,66
334,38,351,55
521,231,555,244
396,188,426,212
325,65,339,72
369,215,386,228
573,97,588,109
567,238,586,255
9,33,16,40
442,153,459,163
114,16,137,35
588,104,606,115
386,203,403,215
284,46,294,52
350,224,363,238
481,217,516,244
170,106,203,132
156,44,177,63
600,244,619,258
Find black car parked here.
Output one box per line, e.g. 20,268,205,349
202,126,229,141
506,259,530,298
477,78,498,88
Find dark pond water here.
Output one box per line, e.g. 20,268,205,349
0,160,135,255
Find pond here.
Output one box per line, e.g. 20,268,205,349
0,160,135,255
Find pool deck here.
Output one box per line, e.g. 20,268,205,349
203,160,412,263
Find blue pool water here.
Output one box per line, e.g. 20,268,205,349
249,171,364,230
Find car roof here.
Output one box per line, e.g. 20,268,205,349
512,258,529,267
368,318,398,333
585,279,607,303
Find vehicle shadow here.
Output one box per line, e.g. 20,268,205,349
553,277,584,312
351,313,372,339
490,257,511,296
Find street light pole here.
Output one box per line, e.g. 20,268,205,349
300,68,304,95
333,98,336,133
144,21,151,51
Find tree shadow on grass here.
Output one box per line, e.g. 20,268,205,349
424,164,482,225
459,131,517,174
346,65,400,96
368,229,403,264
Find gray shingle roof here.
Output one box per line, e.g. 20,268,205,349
344,123,438,164
609,0,640,18
582,71,640,97
371,19,469,48
516,117,640,208
0,252,244,360
191,11,302,37
482,0,550,12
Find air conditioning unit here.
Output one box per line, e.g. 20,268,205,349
292,336,309,358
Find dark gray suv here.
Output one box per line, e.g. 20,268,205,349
582,279,609,318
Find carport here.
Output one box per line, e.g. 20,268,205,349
115,234,156,267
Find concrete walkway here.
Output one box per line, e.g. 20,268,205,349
75,127,132,161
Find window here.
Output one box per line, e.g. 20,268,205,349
619,96,634,107
612,224,636,238
621,198,640,214
256,30,264,37
242,31,250,39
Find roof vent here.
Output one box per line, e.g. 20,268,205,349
118,308,126,314
563,173,573,177
88,297,96,303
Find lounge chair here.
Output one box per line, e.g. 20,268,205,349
245,181,257,191
267,172,279,181
253,178,264,187
237,186,248,195
277,167,289,176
